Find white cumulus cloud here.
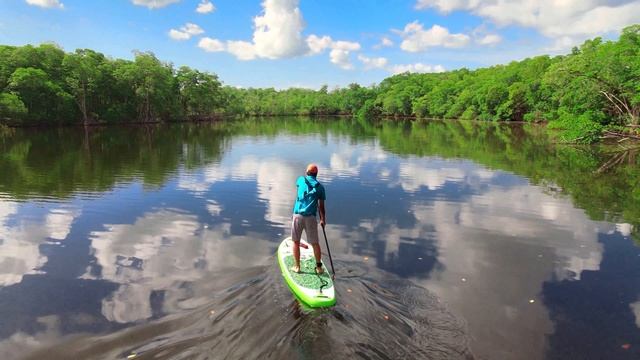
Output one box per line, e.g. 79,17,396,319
132,0,180,9
332,40,361,51
476,33,502,45
399,22,471,52
415,0,640,38
196,0,215,14
306,34,333,55
306,36,361,70
226,40,258,60
329,41,361,70
246,0,309,59
357,54,389,70
198,37,225,52
169,30,190,41
25,0,63,9
388,63,446,75
330,49,354,69
373,36,394,49
471,24,503,46
415,0,476,12
168,23,204,41
197,1,361,69
358,54,445,74
208,0,309,60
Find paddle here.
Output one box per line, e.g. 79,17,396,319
321,224,336,280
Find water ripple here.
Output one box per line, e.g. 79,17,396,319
22,262,473,360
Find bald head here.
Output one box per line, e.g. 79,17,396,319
306,163,318,176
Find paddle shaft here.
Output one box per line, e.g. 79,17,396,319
321,224,336,279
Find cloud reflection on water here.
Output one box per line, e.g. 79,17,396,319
0,202,79,286
0,201,44,287
398,158,466,191
87,209,276,323
322,154,611,359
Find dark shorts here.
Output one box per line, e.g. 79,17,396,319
291,214,319,244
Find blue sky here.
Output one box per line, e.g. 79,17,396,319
1,0,639,88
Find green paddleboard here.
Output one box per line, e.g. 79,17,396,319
277,237,336,307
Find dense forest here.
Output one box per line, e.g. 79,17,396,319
0,25,638,143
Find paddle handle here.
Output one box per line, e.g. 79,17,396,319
321,224,336,280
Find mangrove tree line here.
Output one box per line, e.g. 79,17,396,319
0,24,638,142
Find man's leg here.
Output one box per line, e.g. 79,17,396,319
291,215,304,272
292,241,301,272
305,216,323,274
311,243,322,264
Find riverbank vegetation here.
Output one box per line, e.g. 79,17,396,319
0,25,638,143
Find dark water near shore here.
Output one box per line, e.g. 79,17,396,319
0,117,639,359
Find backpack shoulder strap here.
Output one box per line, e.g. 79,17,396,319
303,176,319,190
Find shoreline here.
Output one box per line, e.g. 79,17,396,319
2,115,638,145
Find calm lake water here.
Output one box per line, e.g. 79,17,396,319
0,117,639,359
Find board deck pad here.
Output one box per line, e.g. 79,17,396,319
278,237,336,307
283,255,333,289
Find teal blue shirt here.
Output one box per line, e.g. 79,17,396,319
292,175,326,216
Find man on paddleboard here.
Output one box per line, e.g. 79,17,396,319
291,163,327,274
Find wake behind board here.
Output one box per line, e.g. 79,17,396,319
277,237,336,308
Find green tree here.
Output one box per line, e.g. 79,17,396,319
176,66,223,117
499,82,529,121
113,52,177,122
545,26,640,126
0,45,17,90
62,49,105,124
8,67,74,123
0,93,27,121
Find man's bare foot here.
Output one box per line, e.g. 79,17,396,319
315,266,324,274
291,265,300,273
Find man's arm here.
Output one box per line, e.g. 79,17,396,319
319,199,326,227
